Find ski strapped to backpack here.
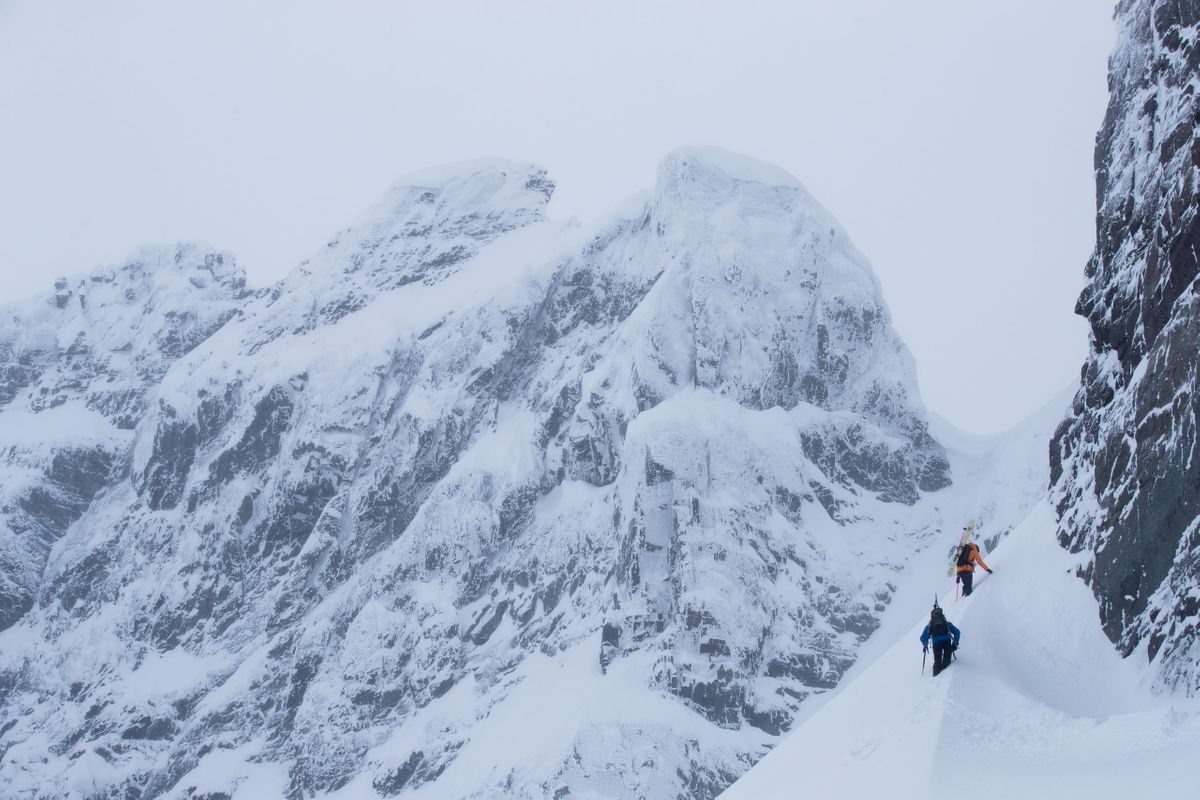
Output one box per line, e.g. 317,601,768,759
947,519,976,577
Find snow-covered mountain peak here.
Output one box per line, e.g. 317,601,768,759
350,157,555,244
253,158,561,335
656,147,884,326
657,146,804,193
4,147,956,799
385,156,543,187
0,241,250,411
627,147,915,440
3,240,241,323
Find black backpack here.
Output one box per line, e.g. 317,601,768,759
929,608,949,638
956,543,974,567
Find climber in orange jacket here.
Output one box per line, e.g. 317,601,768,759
955,541,992,597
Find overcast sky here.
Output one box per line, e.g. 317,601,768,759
0,1,1114,434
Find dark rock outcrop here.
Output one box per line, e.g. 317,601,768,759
1051,0,1200,692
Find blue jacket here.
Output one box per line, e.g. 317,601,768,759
919,621,960,647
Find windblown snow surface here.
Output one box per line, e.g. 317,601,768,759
721,396,1200,799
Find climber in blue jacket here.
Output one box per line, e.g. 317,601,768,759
919,603,961,676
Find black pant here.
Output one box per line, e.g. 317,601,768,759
959,570,974,596
932,641,954,675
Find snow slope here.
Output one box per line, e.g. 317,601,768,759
773,386,1069,729
719,499,1200,799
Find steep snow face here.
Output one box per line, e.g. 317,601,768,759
0,244,251,632
1050,0,1200,693
1,149,948,799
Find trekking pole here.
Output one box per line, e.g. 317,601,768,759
922,645,927,675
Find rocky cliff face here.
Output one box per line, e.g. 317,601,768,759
0,245,251,633
1051,0,1200,693
0,149,950,799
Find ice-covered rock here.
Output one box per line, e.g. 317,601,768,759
0,243,251,632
